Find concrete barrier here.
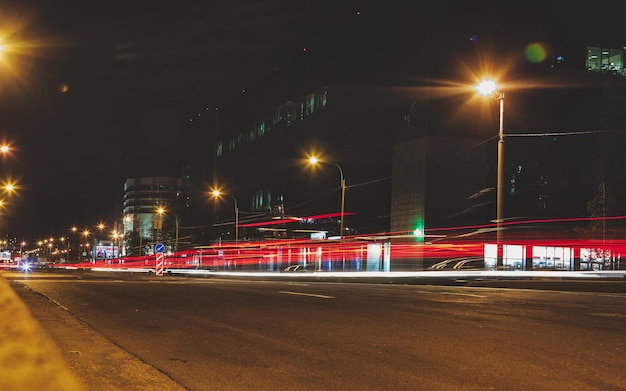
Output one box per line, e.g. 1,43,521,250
0,275,83,390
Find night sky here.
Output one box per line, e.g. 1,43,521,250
0,1,621,239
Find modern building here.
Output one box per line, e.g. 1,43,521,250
122,176,190,255
182,39,626,270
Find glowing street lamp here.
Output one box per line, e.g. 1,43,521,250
155,206,165,243
70,226,78,262
477,78,505,268
211,189,239,244
308,156,347,239
152,207,179,252
82,229,91,262
47,242,53,262
111,230,121,259
3,181,16,193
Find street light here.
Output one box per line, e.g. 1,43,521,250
477,79,505,268
111,230,119,259
95,223,106,261
59,237,68,263
308,156,346,239
153,207,179,252
211,189,239,244
82,229,90,262
70,226,78,262
155,206,165,244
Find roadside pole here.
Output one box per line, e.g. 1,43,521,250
155,243,165,276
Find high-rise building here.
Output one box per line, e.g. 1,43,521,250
122,176,190,255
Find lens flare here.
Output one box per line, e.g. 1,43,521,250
525,42,548,63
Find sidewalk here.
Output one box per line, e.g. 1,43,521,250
0,275,83,391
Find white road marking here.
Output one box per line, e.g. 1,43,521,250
278,291,334,299
440,292,487,298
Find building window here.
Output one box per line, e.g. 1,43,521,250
253,189,264,210
306,93,315,115
587,46,624,75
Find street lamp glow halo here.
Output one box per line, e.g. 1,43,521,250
476,79,498,96
211,188,239,244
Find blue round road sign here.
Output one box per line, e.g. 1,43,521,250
155,243,165,253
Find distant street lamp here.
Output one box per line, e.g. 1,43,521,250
153,207,179,252
70,226,79,262
3,182,15,193
0,145,14,212
155,206,165,244
111,230,121,259
308,156,347,239
477,78,505,268
82,229,91,262
173,214,179,252
59,237,68,263
96,223,106,261
211,189,239,244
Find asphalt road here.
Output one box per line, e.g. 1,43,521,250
5,270,626,391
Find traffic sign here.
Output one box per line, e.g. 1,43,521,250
155,243,165,253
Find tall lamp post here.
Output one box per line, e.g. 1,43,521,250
82,229,91,262
59,237,68,263
477,79,505,269
156,207,165,244
153,207,179,252
211,189,239,245
111,230,121,260
308,157,346,239
174,214,179,252
96,223,105,261
0,144,17,209
70,226,78,262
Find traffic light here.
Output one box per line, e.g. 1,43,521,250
413,219,424,242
